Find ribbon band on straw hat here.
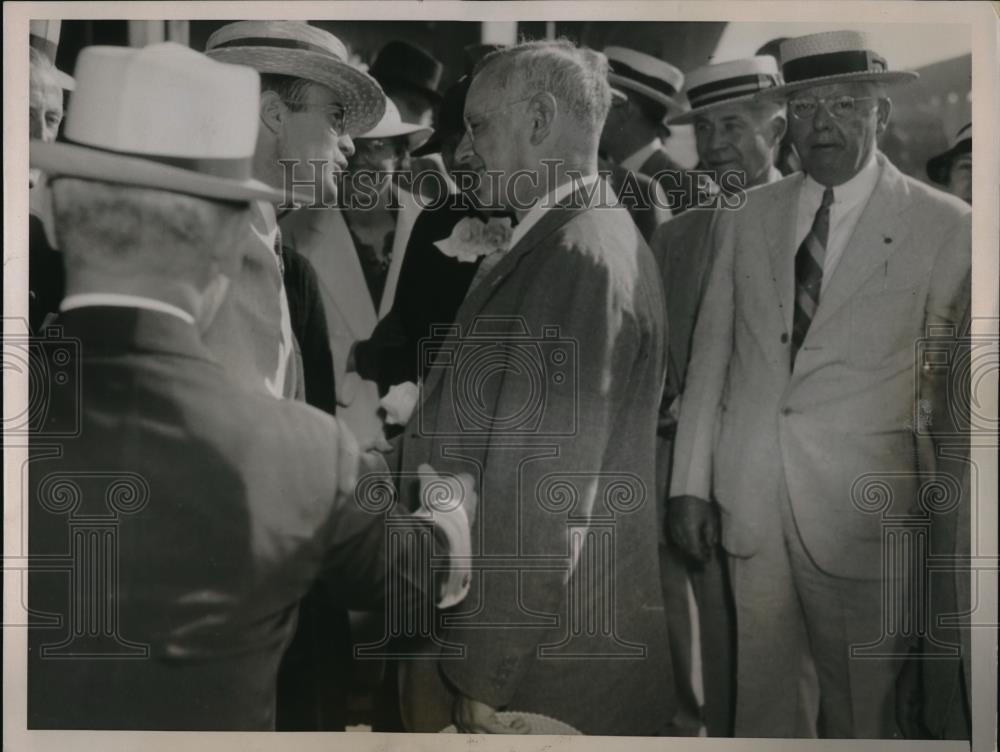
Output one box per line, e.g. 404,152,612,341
669,56,783,125
205,21,386,137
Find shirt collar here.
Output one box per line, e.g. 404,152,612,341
802,150,880,209
621,138,663,173
508,172,602,249
60,293,196,326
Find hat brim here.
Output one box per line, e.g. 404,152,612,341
30,140,311,205
608,73,683,114
761,70,919,100
926,138,971,185
410,133,443,157
53,68,75,92
205,47,386,136
359,123,433,151
668,90,781,125
375,74,443,103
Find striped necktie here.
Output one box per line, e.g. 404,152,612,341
791,186,834,368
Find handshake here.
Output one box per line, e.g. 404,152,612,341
332,416,478,608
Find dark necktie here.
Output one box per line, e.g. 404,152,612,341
791,186,834,368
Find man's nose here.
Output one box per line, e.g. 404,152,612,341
812,102,834,130
338,133,356,159
708,128,730,152
454,131,475,166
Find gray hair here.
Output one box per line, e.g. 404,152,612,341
474,38,612,133
29,47,58,87
51,178,248,281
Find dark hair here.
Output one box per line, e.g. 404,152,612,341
259,73,313,111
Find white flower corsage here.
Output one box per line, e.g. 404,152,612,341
434,215,514,263
380,380,420,426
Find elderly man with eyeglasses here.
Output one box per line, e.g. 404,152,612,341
668,31,971,739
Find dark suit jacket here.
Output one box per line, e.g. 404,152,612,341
398,184,675,735
280,246,337,415
354,197,484,394
26,307,420,730
607,163,672,244
641,147,694,215
28,213,65,333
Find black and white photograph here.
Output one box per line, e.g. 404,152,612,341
3,2,998,751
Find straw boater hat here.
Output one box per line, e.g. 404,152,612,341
669,56,784,125
768,30,918,97
604,46,685,117
927,122,971,185
30,20,75,91
30,43,307,204
357,97,432,151
204,21,385,136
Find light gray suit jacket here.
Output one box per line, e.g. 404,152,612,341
670,153,971,579
280,190,424,446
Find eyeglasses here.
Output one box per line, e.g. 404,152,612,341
788,96,878,121
463,94,540,141
283,99,348,132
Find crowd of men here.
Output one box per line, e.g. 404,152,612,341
26,20,973,740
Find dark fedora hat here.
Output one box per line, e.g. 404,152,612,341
926,122,971,186
411,76,471,157
370,40,443,103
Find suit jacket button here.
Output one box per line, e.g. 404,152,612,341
781,407,793,416
780,333,789,344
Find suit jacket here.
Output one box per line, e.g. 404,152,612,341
280,189,424,446
202,200,298,400
607,163,672,243
398,184,675,735
29,212,65,333
26,307,422,730
670,153,971,579
353,197,484,394
641,147,693,215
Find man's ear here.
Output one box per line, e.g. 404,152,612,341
528,91,558,146
769,113,788,145
875,97,892,136
260,90,285,135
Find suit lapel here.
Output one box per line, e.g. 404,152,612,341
380,189,422,319
810,155,911,330
419,184,599,402
293,209,378,340
762,175,804,331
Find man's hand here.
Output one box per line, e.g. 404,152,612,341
419,463,478,523
453,695,529,734
668,495,718,564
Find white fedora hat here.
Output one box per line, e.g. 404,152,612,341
604,46,685,115
669,56,784,125
30,20,75,90
356,98,432,150
205,21,385,137
768,30,917,97
30,43,303,204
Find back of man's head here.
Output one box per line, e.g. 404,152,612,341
475,39,612,139
52,178,248,298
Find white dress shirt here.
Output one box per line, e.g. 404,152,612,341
509,172,604,249
60,293,196,325
620,138,663,174
795,152,881,292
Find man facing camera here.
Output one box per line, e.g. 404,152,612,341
27,43,473,732
398,39,675,736
668,31,971,738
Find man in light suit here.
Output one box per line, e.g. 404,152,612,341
280,99,431,449
27,42,473,731
650,55,787,737
398,39,674,736
668,31,971,738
